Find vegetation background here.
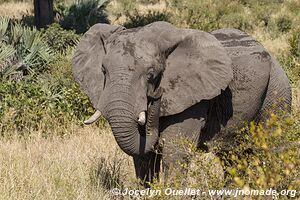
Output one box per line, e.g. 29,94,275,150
0,0,299,199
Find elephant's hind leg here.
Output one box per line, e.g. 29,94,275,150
256,57,292,122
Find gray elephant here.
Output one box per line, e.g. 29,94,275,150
72,21,291,184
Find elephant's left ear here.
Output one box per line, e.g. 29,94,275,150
160,31,233,116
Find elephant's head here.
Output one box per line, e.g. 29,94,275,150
72,22,233,156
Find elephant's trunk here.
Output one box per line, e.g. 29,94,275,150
103,86,162,157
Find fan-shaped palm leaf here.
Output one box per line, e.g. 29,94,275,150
0,20,54,81
0,43,15,66
22,26,38,50
10,23,24,45
0,17,9,41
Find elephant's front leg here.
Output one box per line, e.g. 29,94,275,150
161,133,195,184
133,152,161,187
159,109,207,184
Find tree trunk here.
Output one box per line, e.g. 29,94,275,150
34,0,54,29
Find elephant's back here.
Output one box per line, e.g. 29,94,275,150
212,29,272,127
212,28,262,56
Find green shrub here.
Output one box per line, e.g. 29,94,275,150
223,114,300,193
42,23,79,55
162,0,300,35
279,55,300,86
0,18,95,135
19,15,35,28
123,10,170,28
60,0,110,34
279,27,300,86
0,77,55,132
289,27,300,58
0,64,96,135
150,113,300,199
277,16,292,33
167,0,220,31
166,0,252,31
0,18,103,136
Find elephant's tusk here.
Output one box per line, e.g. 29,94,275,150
84,110,102,125
137,111,146,126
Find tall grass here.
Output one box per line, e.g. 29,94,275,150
0,2,32,19
0,126,135,200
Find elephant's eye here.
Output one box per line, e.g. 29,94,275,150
147,73,154,81
102,65,107,89
147,68,155,81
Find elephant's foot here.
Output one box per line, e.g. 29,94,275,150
161,151,190,186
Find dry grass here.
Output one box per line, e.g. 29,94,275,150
137,1,166,12
0,2,33,18
292,87,300,113
0,125,135,200
253,29,289,57
108,0,167,25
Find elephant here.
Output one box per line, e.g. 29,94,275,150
72,21,292,185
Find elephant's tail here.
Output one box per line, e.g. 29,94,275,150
256,56,292,121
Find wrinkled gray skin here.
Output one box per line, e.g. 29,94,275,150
72,22,292,184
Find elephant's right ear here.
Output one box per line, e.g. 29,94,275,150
72,24,125,108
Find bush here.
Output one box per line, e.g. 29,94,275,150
60,0,110,34
279,55,300,86
123,10,170,28
0,63,96,135
277,16,292,33
289,27,300,58
279,28,300,86
42,23,79,55
150,114,300,199
167,0,221,31
0,18,98,135
166,0,252,31
223,114,300,193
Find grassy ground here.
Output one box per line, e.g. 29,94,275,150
0,125,135,200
